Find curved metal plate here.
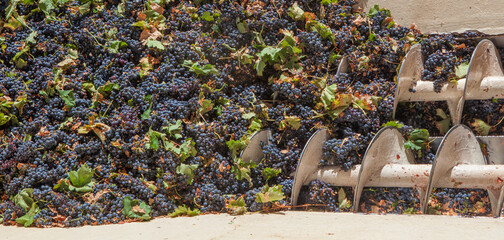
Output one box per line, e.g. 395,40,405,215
291,128,329,206
477,136,504,165
240,130,272,163
336,57,349,75
392,44,423,120
487,187,504,217
421,125,486,214
458,39,503,124
352,127,414,212
464,39,504,99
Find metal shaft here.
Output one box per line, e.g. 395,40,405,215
466,76,504,100
396,80,465,102
305,164,504,189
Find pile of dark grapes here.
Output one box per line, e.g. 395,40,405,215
0,0,495,227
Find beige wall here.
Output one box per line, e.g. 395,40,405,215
356,0,504,35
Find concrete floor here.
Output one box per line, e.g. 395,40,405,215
2,211,504,240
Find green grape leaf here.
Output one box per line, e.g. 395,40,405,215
5,0,20,21
141,108,151,120
109,40,128,54
147,128,163,151
338,188,351,209
306,21,335,43
162,120,183,140
170,205,200,217
25,31,38,45
82,83,96,93
12,188,34,211
338,187,346,205
122,196,152,221
436,118,450,135
68,163,93,187
54,163,94,193
242,112,256,120
288,2,305,20
78,2,91,15
38,0,56,17
254,58,267,76
182,60,219,76
12,46,30,68
116,0,125,16
368,33,377,42
471,119,491,136
436,109,451,134
284,116,301,130
226,138,248,159
98,82,120,95
404,129,429,150
146,39,165,50
176,164,198,184
15,202,40,227
262,168,281,182
257,46,282,62
199,99,213,115
226,197,246,215
201,11,214,21
178,140,197,162
106,27,118,39
248,118,262,133
455,62,470,79
132,21,149,29
409,128,429,141
381,121,404,128
367,5,390,17
255,185,284,203
58,90,75,110
236,18,248,33
231,162,253,185
0,112,12,126
321,0,338,6
321,84,337,110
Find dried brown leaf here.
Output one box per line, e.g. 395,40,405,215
150,3,164,15
137,12,147,21
132,205,145,214
82,189,110,204
352,15,366,26
140,29,163,44
37,127,51,137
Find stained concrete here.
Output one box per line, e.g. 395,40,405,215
2,212,504,240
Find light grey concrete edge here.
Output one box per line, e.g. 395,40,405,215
2,211,504,240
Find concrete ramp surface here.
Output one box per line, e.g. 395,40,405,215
2,212,504,240
357,0,504,35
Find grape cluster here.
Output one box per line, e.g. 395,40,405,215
419,34,476,92
422,50,458,92
321,135,367,171
304,180,343,212
360,187,420,214
431,189,491,216
0,0,491,227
